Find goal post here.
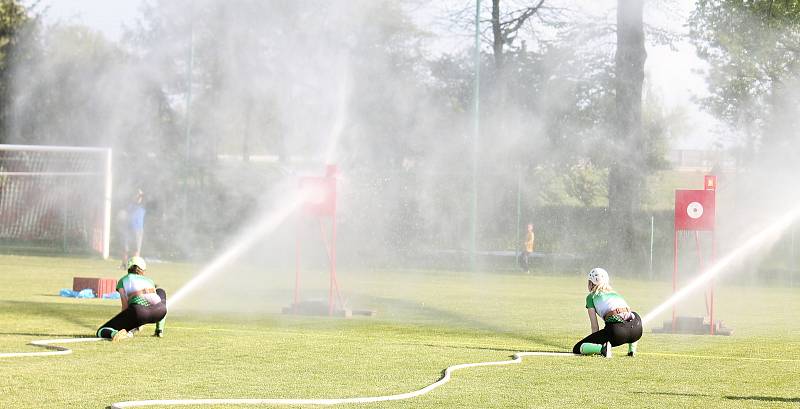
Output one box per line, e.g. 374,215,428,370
0,144,112,259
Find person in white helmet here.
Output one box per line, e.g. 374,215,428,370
572,267,641,358
96,256,166,341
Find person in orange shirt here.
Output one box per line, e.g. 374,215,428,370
521,223,535,273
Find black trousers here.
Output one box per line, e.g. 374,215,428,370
98,288,167,338
518,251,532,271
572,311,642,354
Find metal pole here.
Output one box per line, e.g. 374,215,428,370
182,21,195,232
710,230,716,335
184,23,194,162
516,167,521,258
470,0,481,272
330,211,337,315
102,149,112,260
294,215,300,311
62,187,68,253
0,145,109,153
710,178,717,335
672,230,678,332
695,230,706,316
649,215,654,278
790,224,796,287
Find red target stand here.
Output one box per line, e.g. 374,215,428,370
654,175,731,335
282,165,374,318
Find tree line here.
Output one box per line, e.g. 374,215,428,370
0,1,795,272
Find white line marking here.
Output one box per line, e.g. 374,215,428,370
0,337,104,358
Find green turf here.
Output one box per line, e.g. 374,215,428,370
1,255,798,408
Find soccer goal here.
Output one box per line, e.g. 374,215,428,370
0,144,112,258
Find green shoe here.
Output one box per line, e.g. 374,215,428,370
627,342,637,357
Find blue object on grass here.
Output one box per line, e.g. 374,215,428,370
59,288,96,298
59,288,78,297
102,292,120,300
77,289,95,298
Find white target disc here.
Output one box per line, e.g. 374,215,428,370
687,201,704,219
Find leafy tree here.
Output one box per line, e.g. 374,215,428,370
11,26,124,144
0,0,32,143
689,0,800,165
486,0,553,109
432,1,672,215
608,0,647,271
126,0,440,255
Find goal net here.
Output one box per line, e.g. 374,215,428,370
0,145,111,258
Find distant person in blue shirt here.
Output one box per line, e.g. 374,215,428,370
122,189,146,264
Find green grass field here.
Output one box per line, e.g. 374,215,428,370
1,255,799,408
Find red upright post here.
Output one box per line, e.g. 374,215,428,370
705,175,717,335
672,230,678,332
294,216,300,311
325,164,338,316
694,231,709,317
294,164,339,316
329,205,337,315
710,230,716,335
674,178,717,334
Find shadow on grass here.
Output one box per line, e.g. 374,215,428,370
405,342,561,355
725,396,800,403
0,299,106,330
352,294,566,350
0,332,95,338
628,391,800,403
631,391,714,398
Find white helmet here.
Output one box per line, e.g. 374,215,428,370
587,267,609,287
127,256,147,271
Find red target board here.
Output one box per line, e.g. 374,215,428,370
293,164,342,317
299,165,337,217
674,189,715,231
670,176,722,336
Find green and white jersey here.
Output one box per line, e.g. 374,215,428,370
585,291,631,323
116,273,160,306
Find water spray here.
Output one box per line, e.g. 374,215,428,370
324,70,349,165
172,62,348,310
643,203,800,326
169,190,310,308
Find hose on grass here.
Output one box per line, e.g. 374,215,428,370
0,337,576,407
109,351,576,408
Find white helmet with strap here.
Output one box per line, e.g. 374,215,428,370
587,267,609,287
127,256,147,271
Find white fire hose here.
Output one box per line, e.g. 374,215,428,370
1,337,575,407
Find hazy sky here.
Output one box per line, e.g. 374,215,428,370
34,0,144,40
32,0,717,149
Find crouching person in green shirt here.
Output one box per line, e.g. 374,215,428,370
572,267,642,358
97,256,166,341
